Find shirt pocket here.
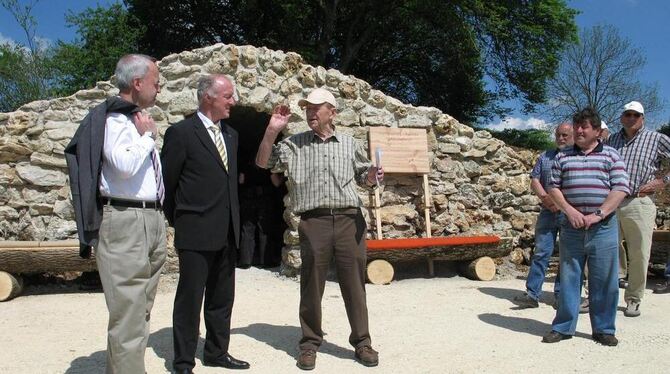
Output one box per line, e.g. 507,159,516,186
331,156,355,188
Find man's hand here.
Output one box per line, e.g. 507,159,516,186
366,166,384,185
583,213,602,229
565,207,586,229
267,104,291,133
539,194,559,212
638,179,664,197
134,111,157,139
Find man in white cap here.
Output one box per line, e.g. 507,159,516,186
256,88,383,370
606,100,670,316
600,121,610,142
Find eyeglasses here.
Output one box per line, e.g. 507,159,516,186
623,112,642,118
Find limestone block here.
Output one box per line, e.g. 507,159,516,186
0,206,19,220
30,203,54,215
0,139,32,162
44,217,77,240
279,78,303,96
488,192,516,210
435,158,465,178
0,165,23,186
325,68,347,88
379,204,419,226
398,114,431,128
298,65,316,87
41,110,70,122
434,114,459,136
430,181,458,195
262,69,281,91
457,123,475,137
15,163,67,187
179,50,209,65
332,108,359,127
438,143,461,154
30,152,67,168
3,187,27,208
245,87,271,110
162,62,201,80
167,91,197,115
462,149,487,158
22,188,58,204
53,199,74,220
360,106,395,127
18,100,50,112
283,228,300,246
338,80,358,99
455,136,472,151
75,88,107,101
315,66,327,86
5,111,37,136
44,121,78,141
462,160,481,177
366,90,386,108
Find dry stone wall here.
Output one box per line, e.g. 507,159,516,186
0,43,541,275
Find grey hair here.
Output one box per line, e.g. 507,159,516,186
114,54,156,91
197,74,218,103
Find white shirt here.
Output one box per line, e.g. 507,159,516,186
197,111,228,155
99,112,159,200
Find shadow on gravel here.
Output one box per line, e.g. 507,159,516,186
66,350,106,374
478,286,557,309
231,323,350,360
478,313,591,340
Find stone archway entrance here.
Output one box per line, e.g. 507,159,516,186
227,106,286,268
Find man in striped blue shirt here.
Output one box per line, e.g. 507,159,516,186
606,101,670,310
542,107,630,347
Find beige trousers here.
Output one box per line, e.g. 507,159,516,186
617,196,656,303
95,205,167,374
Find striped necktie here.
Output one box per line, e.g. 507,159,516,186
151,149,165,204
209,125,228,171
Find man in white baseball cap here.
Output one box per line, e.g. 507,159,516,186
256,87,383,370
606,100,670,315
600,121,610,141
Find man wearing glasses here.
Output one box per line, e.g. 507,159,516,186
607,101,670,316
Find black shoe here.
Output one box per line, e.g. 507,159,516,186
174,369,193,374
513,293,539,308
653,281,670,294
618,278,629,289
542,331,572,343
203,354,250,369
593,333,618,346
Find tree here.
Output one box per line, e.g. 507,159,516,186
125,0,578,123
544,24,663,130
50,3,144,95
0,0,58,112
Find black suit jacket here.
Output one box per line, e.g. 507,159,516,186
161,114,240,251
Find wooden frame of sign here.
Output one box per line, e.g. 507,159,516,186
368,127,431,240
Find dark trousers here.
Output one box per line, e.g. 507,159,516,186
298,209,371,351
172,240,236,371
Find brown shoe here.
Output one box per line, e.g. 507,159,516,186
296,349,316,370
355,345,379,367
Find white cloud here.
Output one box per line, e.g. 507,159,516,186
486,116,551,131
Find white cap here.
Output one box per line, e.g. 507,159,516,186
601,121,608,129
298,88,337,109
622,101,644,115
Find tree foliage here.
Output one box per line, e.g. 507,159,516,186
544,24,662,131
126,0,578,123
50,3,143,95
0,0,58,112
480,127,555,151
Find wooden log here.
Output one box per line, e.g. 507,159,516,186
366,259,394,285
459,256,496,281
651,230,670,265
0,244,97,274
0,271,23,301
367,238,512,263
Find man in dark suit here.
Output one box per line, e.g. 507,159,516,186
161,74,249,373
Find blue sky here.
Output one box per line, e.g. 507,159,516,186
1,0,668,128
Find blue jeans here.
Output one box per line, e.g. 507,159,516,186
526,209,561,300
665,254,670,279
552,214,619,335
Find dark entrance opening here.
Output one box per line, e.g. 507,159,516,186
227,106,286,268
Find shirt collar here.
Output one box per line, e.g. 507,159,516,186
197,111,219,130
572,141,604,155
311,128,341,142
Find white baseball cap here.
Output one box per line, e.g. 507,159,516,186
298,88,337,109
601,121,608,129
622,101,644,115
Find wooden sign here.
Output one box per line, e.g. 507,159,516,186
368,127,430,174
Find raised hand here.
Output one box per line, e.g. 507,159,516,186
268,104,291,133
133,111,157,138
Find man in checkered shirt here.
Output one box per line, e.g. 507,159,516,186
606,101,670,315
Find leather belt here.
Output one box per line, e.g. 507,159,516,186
101,197,161,210
300,207,359,219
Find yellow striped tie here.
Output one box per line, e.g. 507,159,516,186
209,125,228,171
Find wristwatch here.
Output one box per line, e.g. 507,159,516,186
663,175,670,184
145,131,156,140
594,209,604,218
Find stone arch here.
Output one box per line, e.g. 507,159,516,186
0,43,539,275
